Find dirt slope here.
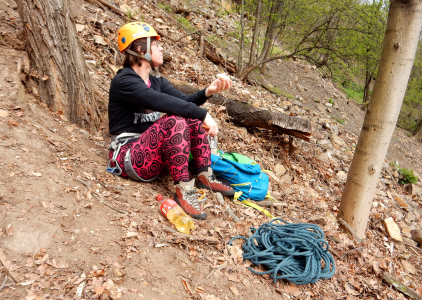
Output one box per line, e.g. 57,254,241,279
0,0,421,300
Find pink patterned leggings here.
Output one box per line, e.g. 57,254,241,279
109,115,211,182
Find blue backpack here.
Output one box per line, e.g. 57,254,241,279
210,152,269,201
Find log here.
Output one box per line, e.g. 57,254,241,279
167,78,312,142
382,272,422,300
205,50,237,74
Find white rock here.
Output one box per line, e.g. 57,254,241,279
274,164,286,176
383,217,403,242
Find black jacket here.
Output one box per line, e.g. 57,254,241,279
108,67,209,135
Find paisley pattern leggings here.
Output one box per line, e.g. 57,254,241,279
109,115,211,182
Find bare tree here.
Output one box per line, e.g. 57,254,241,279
337,0,422,239
16,0,103,129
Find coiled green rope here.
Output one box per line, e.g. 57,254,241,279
229,218,335,285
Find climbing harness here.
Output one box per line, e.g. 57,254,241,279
229,218,336,285
107,133,140,176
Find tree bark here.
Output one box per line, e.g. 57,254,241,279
337,0,422,239
16,0,102,129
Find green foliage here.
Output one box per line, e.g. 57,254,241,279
398,168,419,185
399,40,422,133
177,16,195,32
343,83,364,103
328,98,334,104
157,3,172,13
125,7,137,20
331,115,345,124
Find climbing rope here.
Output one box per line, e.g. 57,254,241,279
229,218,336,285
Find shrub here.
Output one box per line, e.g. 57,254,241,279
398,167,419,185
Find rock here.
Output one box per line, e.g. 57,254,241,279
317,104,326,112
318,140,332,150
401,259,416,274
330,134,347,147
375,189,387,197
401,226,412,238
325,102,333,107
405,184,421,196
274,164,286,176
0,110,9,117
333,102,339,109
85,60,97,71
93,35,107,46
120,4,133,13
410,230,422,245
75,24,85,32
383,217,403,242
2,220,57,254
372,201,379,208
337,171,347,181
282,100,292,108
294,75,299,82
405,212,415,223
238,127,248,135
394,196,409,210
280,174,292,184
297,85,305,92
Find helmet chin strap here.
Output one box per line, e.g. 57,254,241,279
125,37,153,66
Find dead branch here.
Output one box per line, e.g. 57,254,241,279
215,193,240,223
382,272,422,300
205,50,237,74
338,218,364,243
75,177,128,215
176,29,207,42
0,276,7,292
93,0,124,16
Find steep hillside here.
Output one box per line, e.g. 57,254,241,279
0,0,421,299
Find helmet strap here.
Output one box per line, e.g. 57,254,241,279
125,36,154,67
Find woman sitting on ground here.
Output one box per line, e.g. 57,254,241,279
108,22,234,220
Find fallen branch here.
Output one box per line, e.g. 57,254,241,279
382,272,422,300
215,193,240,223
94,0,124,16
75,177,127,215
0,275,7,292
164,228,220,244
176,29,207,42
338,218,363,243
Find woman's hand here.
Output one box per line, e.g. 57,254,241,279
205,77,232,97
202,113,218,136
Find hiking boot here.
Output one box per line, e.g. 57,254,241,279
196,167,235,196
174,179,207,220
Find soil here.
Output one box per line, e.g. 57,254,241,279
0,0,421,300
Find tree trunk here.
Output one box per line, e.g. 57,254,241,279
363,71,373,104
337,0,422,239
248,0,262,66
237,0,245,72
16,0,102,129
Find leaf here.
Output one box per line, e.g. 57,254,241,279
345,283,360,296
229,286,240,296
94,286,106,295
182,278,193,294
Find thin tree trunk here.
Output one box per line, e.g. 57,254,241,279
16,0,102,129
237,0,245,72
337,0,422,239
363,71,373,104
248,0,261,66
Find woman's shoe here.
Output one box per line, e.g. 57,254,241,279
174,179,207,220
196,167,235,196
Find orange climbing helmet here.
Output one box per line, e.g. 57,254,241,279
118,22,160,61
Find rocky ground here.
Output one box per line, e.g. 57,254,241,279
0,0,421,299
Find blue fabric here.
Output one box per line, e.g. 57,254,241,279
210,153,269,201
